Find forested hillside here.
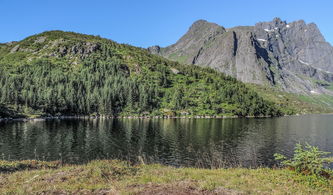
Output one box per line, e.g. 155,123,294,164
0,31,284,118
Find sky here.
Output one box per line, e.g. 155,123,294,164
1,0,332,47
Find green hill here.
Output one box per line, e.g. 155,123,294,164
0,31,323,118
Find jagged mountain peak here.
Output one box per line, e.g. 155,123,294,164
150,18,333,95
272,17,285,23
157,19,226,64
188,19,222,30
179,19,226,42
270,17,287,27
191,19,210,26
254,17,288,33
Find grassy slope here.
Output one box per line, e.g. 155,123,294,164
0,160,332,194
248,84,333,114
326,83,333,91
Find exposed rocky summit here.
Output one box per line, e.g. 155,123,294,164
150,18,333,95
1,31,102,66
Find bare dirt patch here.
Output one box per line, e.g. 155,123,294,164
37,189,117,195
128,181,244,195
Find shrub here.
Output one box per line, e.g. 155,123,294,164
274,143,332,177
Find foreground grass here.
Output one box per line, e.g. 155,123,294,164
0,160,332,194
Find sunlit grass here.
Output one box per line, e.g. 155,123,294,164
0,160,332,194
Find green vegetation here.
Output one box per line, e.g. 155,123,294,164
0,160,332,194
0,104,24,118
298,94,333,110
167,52,189,64
275,143,333,177
0,31,282,118
247,84,333,114
326,83,333,91
0,160,60,173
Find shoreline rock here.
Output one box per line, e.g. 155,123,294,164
2,113,330,122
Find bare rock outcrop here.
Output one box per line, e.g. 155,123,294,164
150,18,333,95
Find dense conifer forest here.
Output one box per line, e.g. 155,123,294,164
0,31,283,117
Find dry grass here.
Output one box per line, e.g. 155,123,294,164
0,160,332,194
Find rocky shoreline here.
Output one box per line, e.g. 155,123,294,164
0,114,276,122
2,113,331,122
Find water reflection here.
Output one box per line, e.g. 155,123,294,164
0,115,332,168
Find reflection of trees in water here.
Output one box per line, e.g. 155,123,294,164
1,116,332,168
0,122,25,160
119,118,253,168
0,119,260,167
179,118,250,168
232,119,279,167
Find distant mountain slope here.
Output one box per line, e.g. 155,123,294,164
0,31,284,118
149,18,333,95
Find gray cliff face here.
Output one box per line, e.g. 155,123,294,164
150,18,333,95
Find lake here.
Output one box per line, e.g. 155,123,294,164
0,114,332,168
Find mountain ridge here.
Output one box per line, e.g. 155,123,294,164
149,18,333,95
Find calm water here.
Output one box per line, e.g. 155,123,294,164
0,115,332,168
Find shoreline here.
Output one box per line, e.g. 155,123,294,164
0,113,284,122
0,115,240,122
1,112,332,122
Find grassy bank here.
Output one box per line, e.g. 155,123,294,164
0,160,332,194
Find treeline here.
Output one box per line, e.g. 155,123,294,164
0,31,282,117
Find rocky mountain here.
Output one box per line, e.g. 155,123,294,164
149,18,333,95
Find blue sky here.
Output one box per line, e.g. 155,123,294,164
1,0,332,47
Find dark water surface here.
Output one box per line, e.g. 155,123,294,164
0,115,332,168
